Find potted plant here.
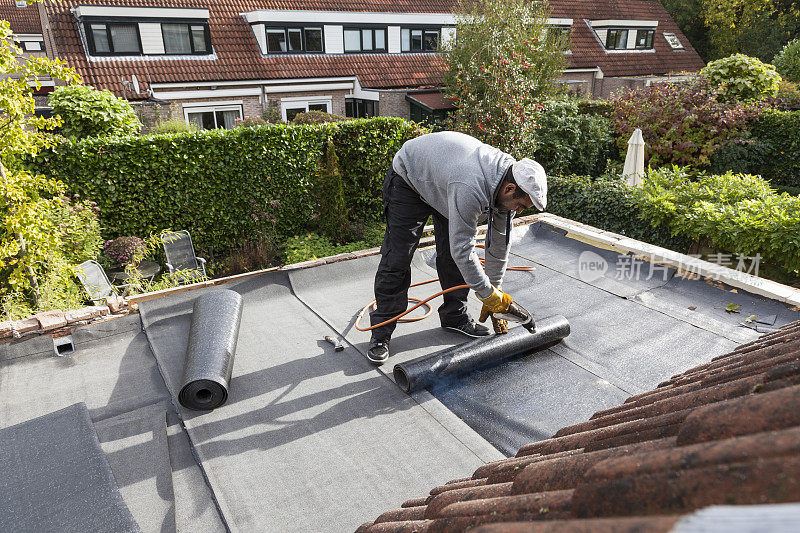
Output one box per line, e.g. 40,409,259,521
102,236,147,271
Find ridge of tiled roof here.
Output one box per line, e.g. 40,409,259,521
41,0,702,97
357,320,800,532
0,0,43,35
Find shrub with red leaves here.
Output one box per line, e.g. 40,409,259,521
611,77,761,168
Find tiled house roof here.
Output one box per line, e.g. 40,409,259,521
42,0,447,97
37,0,702,98
552,0,705,77
0,0,43,34
357,320,800,532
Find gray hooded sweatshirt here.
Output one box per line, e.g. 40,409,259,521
392,131,516,299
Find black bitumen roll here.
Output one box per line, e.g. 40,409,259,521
179,290,243,410
393,315,570,393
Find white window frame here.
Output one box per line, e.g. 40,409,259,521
280,96,332,121
183,103,243,129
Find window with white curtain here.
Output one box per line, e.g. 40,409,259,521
163,24,192,54
184,104,242,130
342,27,387,53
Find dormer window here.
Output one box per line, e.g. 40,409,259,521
163,24,209,54
590,20,658,52
74,6,213,57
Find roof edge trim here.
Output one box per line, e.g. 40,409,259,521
73,6,210,19
242,10,456,26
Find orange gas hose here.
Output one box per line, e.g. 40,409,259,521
354,245,535,331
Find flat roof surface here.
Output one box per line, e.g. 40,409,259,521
1,219,796,531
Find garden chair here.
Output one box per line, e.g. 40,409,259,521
74,260,116,304
161,230,207,284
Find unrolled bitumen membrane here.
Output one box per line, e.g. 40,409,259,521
0,403,140,533
393,315,571,393
179,290,243,410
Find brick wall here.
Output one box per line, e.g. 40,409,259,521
595,77,646,99
378,91,410,119
559,71,596,98
131,100,175,132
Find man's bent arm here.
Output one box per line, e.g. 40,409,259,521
447,184,494,298
484,210,511,287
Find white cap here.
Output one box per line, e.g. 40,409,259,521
512,158,547,211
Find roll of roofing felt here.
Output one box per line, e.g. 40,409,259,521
393,315,570,394
179,290,243,410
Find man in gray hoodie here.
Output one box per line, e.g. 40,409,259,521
368,131,547,364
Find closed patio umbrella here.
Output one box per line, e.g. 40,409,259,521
623,128,645,187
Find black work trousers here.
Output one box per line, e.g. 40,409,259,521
370,168,470,340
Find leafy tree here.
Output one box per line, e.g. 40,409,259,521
701,54,782,101
660,0,712,61
49,85,141,139
701,0,800,61
0,18,101,315
443,0,567,158
773,39,800,82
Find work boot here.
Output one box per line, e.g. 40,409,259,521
367,336,390,365
442,316,490,338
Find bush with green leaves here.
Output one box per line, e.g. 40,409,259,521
34,118,424,258
282,226,385,265
773,39,800,82
546,174,691,251
532,99,615,177
149,118,196,134
701,54,782,101
749,109,800,187
1,176,103,318
634,167,800,274
292,111,349,124
576,99,614,118
773,80,800,110
49,85,142,139
709,109,800,188
611,77,759,168
0,18,108,319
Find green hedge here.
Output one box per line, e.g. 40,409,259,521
749,110,800,187
34,118,422,256
711,109,800,188
547,175,692,251
635,167,800,274
533,100,616,177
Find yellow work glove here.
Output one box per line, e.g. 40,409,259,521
478,286,512,334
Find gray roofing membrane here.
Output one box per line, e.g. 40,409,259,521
1,219,798,531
